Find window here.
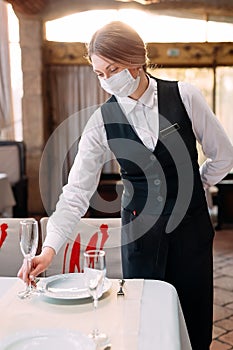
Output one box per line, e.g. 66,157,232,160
45,9,233,43
216,67,233,144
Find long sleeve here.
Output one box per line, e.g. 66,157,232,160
178,81,233,187
43,108,108,253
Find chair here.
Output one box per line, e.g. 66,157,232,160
0,218,36,276
0,141,28,217
40,217,123,278
0,173,16,217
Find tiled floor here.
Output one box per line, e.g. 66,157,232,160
211,225,233,350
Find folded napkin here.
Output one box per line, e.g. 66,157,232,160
0,278,144,349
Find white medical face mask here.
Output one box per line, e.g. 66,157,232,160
99,69,140,97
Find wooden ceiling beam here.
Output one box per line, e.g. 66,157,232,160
43,41,233,67
4,0,233,21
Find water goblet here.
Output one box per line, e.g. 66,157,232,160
83,249,110,348
17,219,39,299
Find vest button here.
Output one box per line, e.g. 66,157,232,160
154,179,161,186
157,196,163,202
150,155,156,161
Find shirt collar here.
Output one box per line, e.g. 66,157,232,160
116,75,157,115
138,76,157,108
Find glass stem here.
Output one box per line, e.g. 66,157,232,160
26,257,32,291
92,297,99,337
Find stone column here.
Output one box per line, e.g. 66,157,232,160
19,16,45,215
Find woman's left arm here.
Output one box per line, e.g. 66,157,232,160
178,81,233,187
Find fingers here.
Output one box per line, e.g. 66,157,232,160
29,275,40,288
29,255,49,280
17,266,24,279
18,248,55,284
30,247,55,278
17,257,41,284
30,264,43,280
17,258,31,284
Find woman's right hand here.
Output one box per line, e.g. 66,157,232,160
17,246,56,285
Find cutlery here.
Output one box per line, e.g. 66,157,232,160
117,279,125,296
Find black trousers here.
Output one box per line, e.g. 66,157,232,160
121,205,215,350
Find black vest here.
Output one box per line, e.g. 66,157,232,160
101,77,206,216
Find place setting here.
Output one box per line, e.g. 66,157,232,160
1,248,115,350
0,218,191,349
1,219,118,349
37,271,112,302
0,217,139,350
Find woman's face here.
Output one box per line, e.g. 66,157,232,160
91,54,139,80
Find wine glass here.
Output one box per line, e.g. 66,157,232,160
83,249,110,348
18,219,39,299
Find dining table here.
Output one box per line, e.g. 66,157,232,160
0,276,192,349
0,173,15,217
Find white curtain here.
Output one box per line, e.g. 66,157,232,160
0,0,13,138
41,65,119,214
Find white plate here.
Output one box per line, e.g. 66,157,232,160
0,329,95,350
39,273,112,300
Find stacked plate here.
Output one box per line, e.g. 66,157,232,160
39,272,112,300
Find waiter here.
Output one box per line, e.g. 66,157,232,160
18,21,233,350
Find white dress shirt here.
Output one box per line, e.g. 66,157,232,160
44,76,233,253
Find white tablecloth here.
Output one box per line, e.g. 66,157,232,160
0,277,192,350
0,173,15,217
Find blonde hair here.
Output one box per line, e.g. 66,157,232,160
87,21,148,70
